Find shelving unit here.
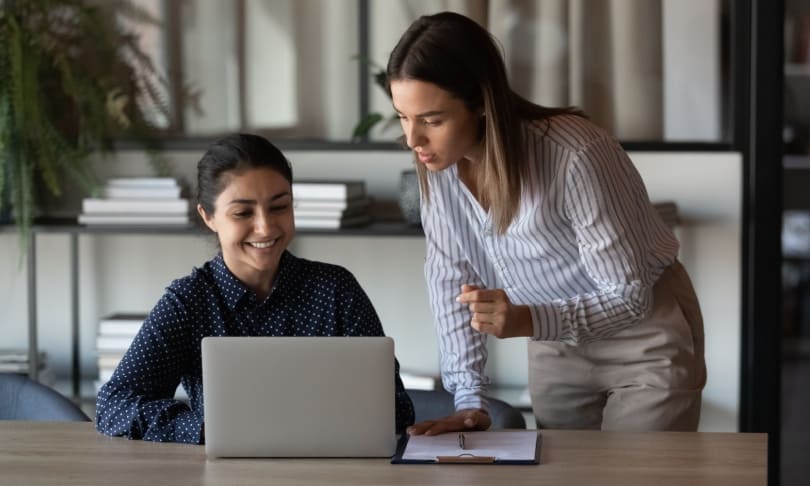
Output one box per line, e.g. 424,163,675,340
3,218,424,401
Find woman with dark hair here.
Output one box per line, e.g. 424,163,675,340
95,133,414,443
388,12,705,435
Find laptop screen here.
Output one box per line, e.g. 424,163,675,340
201,336,397,458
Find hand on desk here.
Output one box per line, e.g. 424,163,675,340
457,285,533,338
406,408,491,436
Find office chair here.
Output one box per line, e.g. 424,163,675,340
407,388,526,429
0,373,90,421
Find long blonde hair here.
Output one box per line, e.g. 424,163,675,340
387,11,583,234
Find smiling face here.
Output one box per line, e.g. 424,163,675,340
390,79,483,171
197,167,294,295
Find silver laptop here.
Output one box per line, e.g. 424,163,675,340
201,336,397,458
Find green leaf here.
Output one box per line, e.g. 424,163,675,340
0,0,185,253
351,113,384,142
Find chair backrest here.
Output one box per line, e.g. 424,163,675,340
0,373,90,421
407,389,526,429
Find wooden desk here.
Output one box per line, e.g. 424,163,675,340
0,422,765,486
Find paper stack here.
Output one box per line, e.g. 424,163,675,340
0,349,47,374
652,201,680,228
0,349,55,386
94,313,188,400
95,314,145,389
292,180,371,229
79,177,191,226
400,370,441,391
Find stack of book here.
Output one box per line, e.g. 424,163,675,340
78,177,191,226
399,370,441,391
292,180,371,229
95,314,145,390
0,349,47,374
0,349,54,385
652,201,680,228
94,313,187,400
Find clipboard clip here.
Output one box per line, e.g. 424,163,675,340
435,454,497,463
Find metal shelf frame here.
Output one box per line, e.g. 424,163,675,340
16,220,423,400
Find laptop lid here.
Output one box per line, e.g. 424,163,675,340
201,336,396,458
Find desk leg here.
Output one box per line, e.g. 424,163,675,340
27,233,38,382
70,233,80,400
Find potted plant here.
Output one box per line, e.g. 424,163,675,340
0,0,175,248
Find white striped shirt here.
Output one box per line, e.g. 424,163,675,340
421,115,679,411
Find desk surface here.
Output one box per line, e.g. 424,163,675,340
0,422,766,486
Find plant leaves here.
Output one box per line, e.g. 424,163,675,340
351,113,384,142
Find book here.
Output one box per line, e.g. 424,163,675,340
0,349,48,373
96,335,137,352
104,185,182,199
400,371,441,391
295,209,368,219
652,201,679,228
78,214,191,225
294,196,371,212
294,213,371,229
82,198,190,214
98,367,116,382
98,314,146,336
393,430,540,464
294,202,370,220
292,180,366,201
97,353,126,369
0,349,46,363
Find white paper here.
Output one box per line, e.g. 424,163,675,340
402,430,538,462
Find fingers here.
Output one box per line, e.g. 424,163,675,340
406,420,438,436
461,409,492,430
457,287,507,305
458,284,480,300
457,286,509,338
407,409,492,436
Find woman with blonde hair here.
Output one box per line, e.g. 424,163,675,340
387,11,705,435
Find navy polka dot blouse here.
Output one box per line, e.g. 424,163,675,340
95,251,415,444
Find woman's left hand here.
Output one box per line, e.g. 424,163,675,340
457,285,533,338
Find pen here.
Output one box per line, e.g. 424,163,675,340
458,432,467,450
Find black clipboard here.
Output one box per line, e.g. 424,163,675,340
391,431,541,465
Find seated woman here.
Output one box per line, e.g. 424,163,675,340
95,134,415,443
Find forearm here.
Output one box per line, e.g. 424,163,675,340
528,282,652,345
95,382,203,444
434,315,491,411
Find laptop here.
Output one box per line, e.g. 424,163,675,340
201,336,397,458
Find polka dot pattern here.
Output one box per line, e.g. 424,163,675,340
95,251,415,443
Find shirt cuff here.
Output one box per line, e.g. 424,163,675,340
454,387,490,414
174,409,205,445
528,302,563,341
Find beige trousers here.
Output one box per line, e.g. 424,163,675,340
527,261,706,431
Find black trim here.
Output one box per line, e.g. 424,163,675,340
112,136,735,153
737,2,783,485
111,137,409,152
163,1,184,133
358,0,370,141
619,142,735,152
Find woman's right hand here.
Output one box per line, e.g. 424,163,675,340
406,408,491,436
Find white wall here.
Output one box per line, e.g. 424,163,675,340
0,149,741,431
662,0,721,140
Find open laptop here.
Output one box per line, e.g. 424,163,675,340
201,336,396,458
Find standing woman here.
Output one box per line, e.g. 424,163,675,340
388,12,705,435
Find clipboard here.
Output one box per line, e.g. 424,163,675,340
391,430,541,465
